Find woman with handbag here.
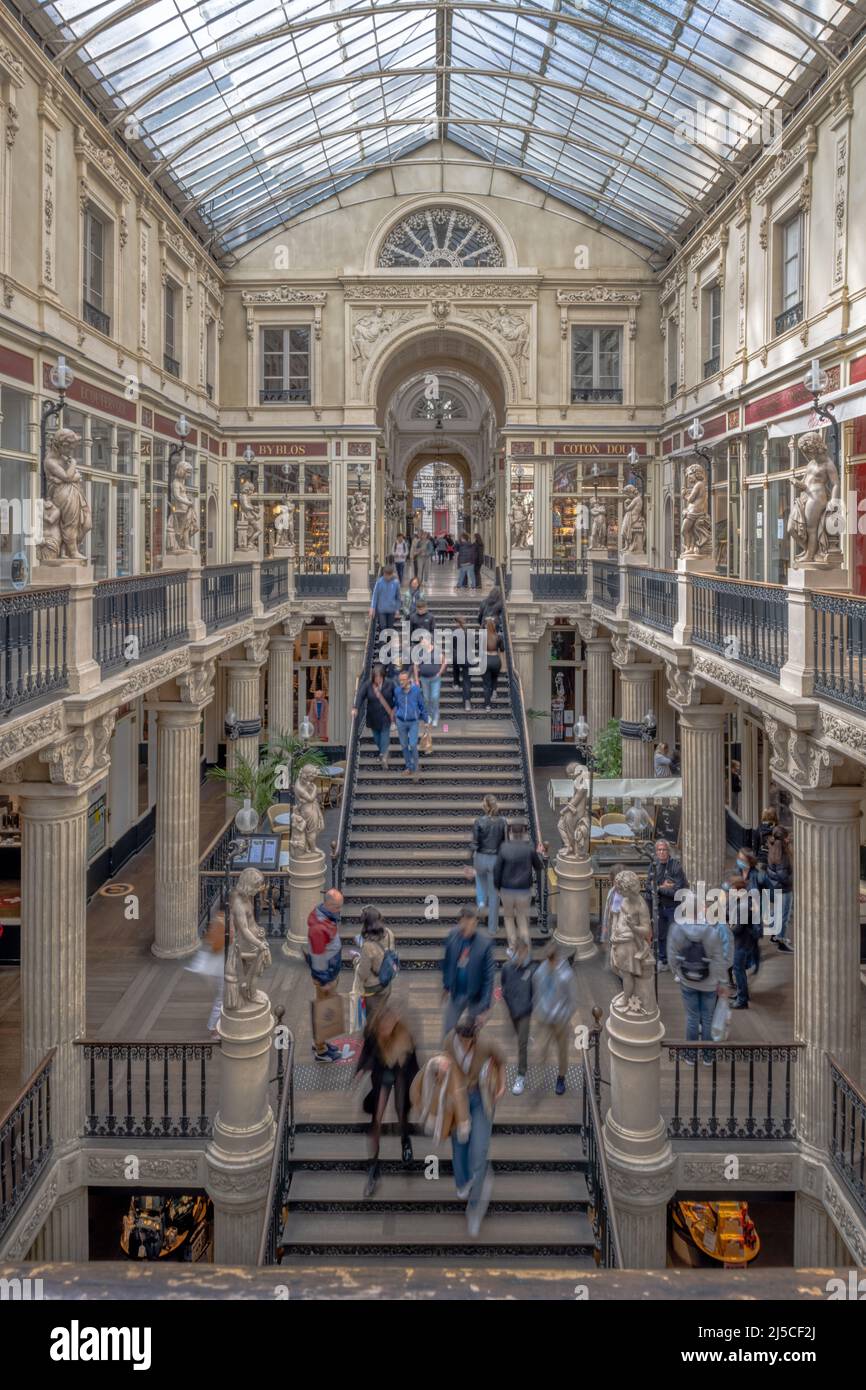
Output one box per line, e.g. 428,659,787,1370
352,662,395,769
356,1004,419,1198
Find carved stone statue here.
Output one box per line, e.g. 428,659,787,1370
680,460,712,556
289,810,311,858
510,492,533,549
788,430,842,567
347,489,370,549
225,867,271,1009
352,306,417,383
37,428,92,562
589,498,607,550
165,456,198,555
294,763,324,855
236,478,262,551
620,483,646,555
608,869,655,1014
557,761,591,859
273,501,295,549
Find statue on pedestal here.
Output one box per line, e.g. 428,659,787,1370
236,478,262,551
510,492,533,549
589,498,607,550
608,869,655,1014
273,501,295,549
557,761,591,859
347,489,370,549
620,484,646,555
680,460,712,556
166,457,199,555
37,428,92,562
225,867,271,1009
294,763,324,854
788,430,842,567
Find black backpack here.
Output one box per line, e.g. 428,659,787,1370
677,936,710,983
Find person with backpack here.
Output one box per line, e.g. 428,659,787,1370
482,617,505,711
735,846,764,975
470,793,508,935
501,939,536,1095
532,940,577,1095
400,575,427,622
393,533,409,584
356,1003,419,1197
436,533,448,565
456,532,477,589
643,838,688,972
352,661,395,769
307,888,345,1062
765,826,794,953
413,631,447,728
667,912,729,1065
356,907,399,1025
725,874,755,1010
369,564,401,635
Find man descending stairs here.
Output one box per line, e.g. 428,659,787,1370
279,571,596,1264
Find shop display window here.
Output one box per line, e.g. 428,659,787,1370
0,386,31,454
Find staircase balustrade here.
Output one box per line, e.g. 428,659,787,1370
0,1050,54,1242
258,1014,295,1265
0,586,69,715
665,1042,802,1141
829,1056,866,1220
79,1041,217,1139
332,582,379,891
581,1046,623,1268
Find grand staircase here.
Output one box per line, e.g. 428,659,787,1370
279,574,598,1266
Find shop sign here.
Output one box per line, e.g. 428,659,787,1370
154,412,198,445
42,366,136,423
554,441,648,456
745,367,841,426
0,346,34,384
234,440,328,458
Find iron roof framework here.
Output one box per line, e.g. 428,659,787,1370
21,0,866,258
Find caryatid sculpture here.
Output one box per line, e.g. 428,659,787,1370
166,457,199,555
680,459,712,556
236,478,263,551
589,498,608,550
620,483,646,555
225,867,271,1009
557,761,591,860
788,430,842,567
347,488,370,548
608,869,655,1014
510,492,533,549
37,428,92,562
294,763,324,855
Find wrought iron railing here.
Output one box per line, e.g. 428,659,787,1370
93,571,188,673
665,1042,802,1141
703,353,720,378
0,586,69,715
294,555,349,597
261,557,290,610
775,302,803,336
497,565,548,933
829,1056,866,1219
691,575,788,676
571,386,623,404
202,562,254,631
79,1042,217,1139
811,592,866,714
591,560,619,612
0,1050,54,1242
83,301,110,335
530,559,587,600
259,387,311,404
333,593,379,890
627,567,677,635
198,819,237,934
163,353,180,377
258,1015,295,1265
581,1044,622,1268
199,869,289,938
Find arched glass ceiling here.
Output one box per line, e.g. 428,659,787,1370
26,0,862,256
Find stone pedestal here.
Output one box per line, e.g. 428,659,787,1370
152,705,203,959
780,567,847,698
673,552,714,645
284,849,327,958
162,551,206,640
586,547,608,563
18,783,89,1146
553,853,596,959
348,545,370,602
267,635,295,742
622,551,648,568
584,636,612,743
791,786,862,1150
31,560,100,694
678,705,726,891
509,547,531,601
603,995,675,1270
618,666,655,778
207,996,276,1265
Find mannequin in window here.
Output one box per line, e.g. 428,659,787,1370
307,687,329,742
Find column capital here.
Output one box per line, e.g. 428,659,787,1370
177,657,216,709
32,710,117,793
675,703,729,729
664,660,703,710
281,613,306,640
764,719,859,797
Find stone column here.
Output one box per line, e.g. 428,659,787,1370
553,852,596,960
206,996,276,1264
790,784,862,1150
222,636,268,812
617,662,656,778
152,704,205,959
267,635,295,743
580,624,612,743
18,777,90,1146
678,704,726,891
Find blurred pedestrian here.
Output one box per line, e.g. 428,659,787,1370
456,532,476,589
393,667,427,776
369,564,401,636
413,631,447,728
443,1012,505,1236
307,888,345,1062
494,819,545,956
482,617,505,711
441,903,495,1034
471,793,507,934
532,941,577,1095
353,661,395,768
478,585,503,627
452,615,473,712
356,906,398,1026
501,938,536,1094
357,1004,419,1197
393,533,409,584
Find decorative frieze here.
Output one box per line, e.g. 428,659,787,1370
831,130,849,290
73,126,133,201
692,654,759,702
343,280,539,301
159,218,195,270
458,305,530,384
556,287,641,305
0,706,65,773
820,710,866,757
754,125,817,205
351,307,423,384
242,286,327,306
118,648,190,702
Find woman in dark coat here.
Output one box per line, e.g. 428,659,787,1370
473,532,485,589
356,1004,419,1197
478,585,503,628
352,661,395,768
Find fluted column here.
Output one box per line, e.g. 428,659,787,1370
27,1189,88,1260
791,786,862,1150
584,636,612,743
222,645,267,813
267,634,295,742
794,1190,850,1267
152,705,203,959
19,783,89,1147
618,666,655,778
678,705,726,890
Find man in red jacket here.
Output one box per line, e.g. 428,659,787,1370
307,888,344,1061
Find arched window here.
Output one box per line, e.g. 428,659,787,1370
378,207,505,269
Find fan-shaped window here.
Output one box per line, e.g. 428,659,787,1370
412,393,468,421
379,207,504,269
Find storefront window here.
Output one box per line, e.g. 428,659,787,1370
90,479,110,578
745,488,766,581
727,442,741,577
766,478,789,584
304,462,330,494
0,456,32,590
304,501,329,557
292,626,331,740
768,436,791,474
116,481,134,576
117,428,134,475
62,408,86,463
0,386,31,453
747,430,764,475
91,418,113,470
548,623,579,742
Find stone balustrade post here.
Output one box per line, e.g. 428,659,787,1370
31,561,100,695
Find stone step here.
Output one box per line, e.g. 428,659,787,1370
356,768,520,782
287,1170,588,1205
351,796,526,810
339,904,539,923
277,1211,595,1259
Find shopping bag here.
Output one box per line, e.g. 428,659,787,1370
711,994,731,1042
419,724,433,755
311,991,346,1043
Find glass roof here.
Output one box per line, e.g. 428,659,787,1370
26,0,859,256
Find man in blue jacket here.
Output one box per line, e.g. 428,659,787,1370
441,904,495,1035
369,564,401,634
393,667,428,777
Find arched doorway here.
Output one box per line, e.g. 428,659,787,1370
407,459,466,537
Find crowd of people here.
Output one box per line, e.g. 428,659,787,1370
391,530,486,589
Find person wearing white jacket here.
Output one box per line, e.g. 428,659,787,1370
667,917,730,1066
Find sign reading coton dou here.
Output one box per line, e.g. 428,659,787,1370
553,441,649,456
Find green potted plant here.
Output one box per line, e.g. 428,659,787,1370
592,718,623,778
